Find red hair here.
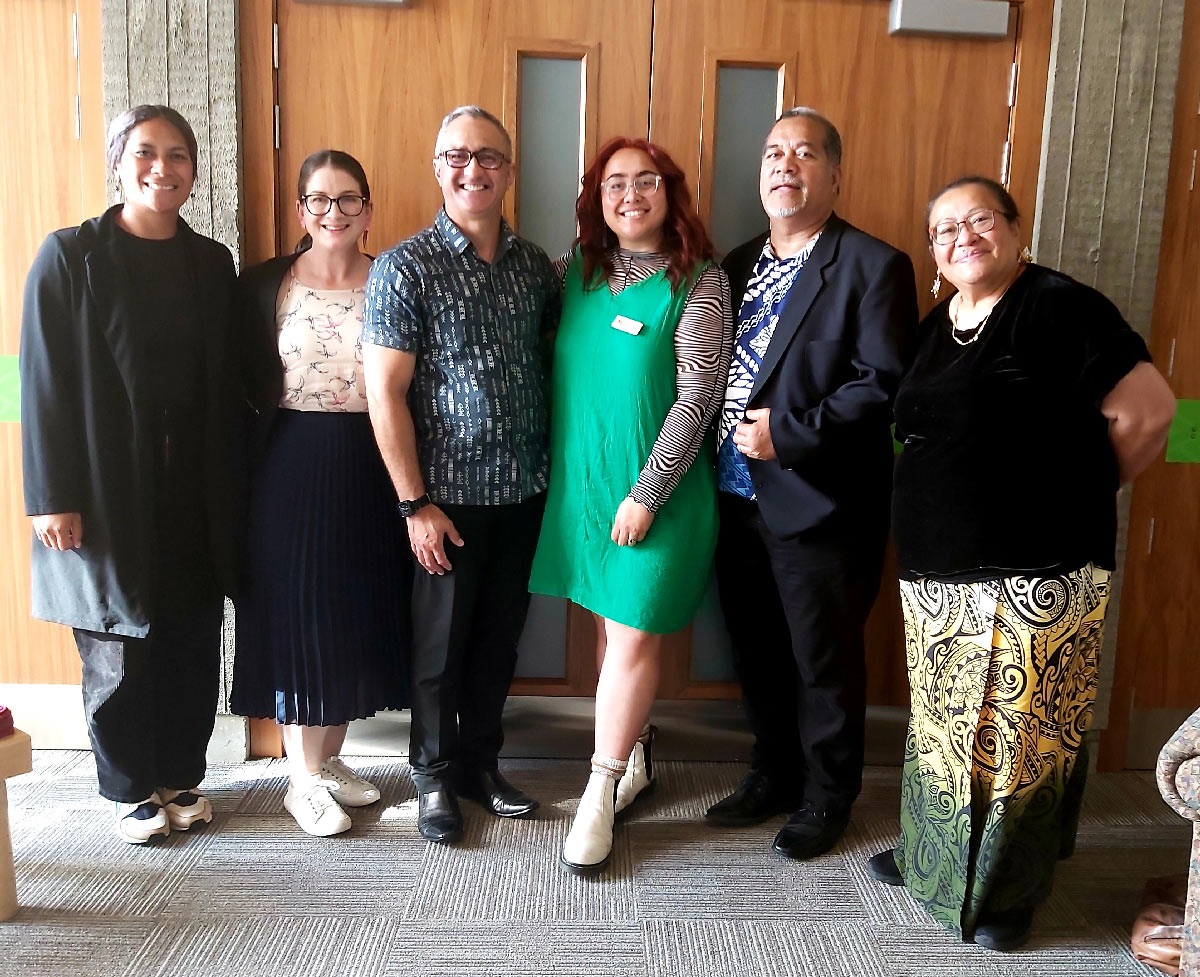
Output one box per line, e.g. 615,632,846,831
575,137,713,294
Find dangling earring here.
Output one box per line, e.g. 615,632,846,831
1019,246,1032,264
362,229,369,248
930,270,942,298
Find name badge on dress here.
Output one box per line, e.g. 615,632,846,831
610,314,644,335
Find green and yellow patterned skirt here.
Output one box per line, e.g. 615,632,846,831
895,564,1111,938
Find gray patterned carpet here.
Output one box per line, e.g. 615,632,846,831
3,748,1189,977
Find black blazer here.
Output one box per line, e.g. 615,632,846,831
20,206,239,636
721,213,918,539
238,252,302,445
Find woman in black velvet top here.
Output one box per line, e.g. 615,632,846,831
865,176,1175,952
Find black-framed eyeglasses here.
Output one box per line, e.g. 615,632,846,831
435,148,511,170
929,209,1000,246
601,174,662,200
301,193,368,217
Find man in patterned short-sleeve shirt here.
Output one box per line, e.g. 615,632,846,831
362,105,560,846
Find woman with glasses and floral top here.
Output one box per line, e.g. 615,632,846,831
232,150,410,837
529,137,733,875
864,175,1175,951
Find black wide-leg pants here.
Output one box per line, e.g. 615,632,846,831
74,601,223,804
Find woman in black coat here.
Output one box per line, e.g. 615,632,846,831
20,105,239,844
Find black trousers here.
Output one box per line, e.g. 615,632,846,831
408,494,545,793
74,601,223,804
714,493,886,812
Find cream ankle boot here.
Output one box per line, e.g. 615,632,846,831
561,770,619,875
615,725,656,816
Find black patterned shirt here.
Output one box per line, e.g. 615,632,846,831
362,209,559,505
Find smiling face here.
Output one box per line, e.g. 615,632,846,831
927,183,1022,299
297,164,372,253
599,147,667,253
115,118,195,221
433,114,513,225
758,115,840,228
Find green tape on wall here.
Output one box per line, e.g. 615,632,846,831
0,355,18,423
1166,399,1200,463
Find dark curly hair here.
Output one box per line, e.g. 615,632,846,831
575,137,712,294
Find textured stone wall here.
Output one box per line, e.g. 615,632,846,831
1032,0,1185,730
99,0,239,257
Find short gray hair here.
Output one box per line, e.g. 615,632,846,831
105,104,198,171
770,107,842,167
434,105,512,158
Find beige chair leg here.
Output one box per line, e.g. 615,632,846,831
0,731,33,922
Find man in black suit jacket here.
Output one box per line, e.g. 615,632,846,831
706,108,918,860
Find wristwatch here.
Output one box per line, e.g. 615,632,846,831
396,493,432,518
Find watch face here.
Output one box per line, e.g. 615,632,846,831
398,495,430,518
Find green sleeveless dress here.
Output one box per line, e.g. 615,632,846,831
529,254,718,634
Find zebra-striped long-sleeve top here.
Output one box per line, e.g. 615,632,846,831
554,249,734,512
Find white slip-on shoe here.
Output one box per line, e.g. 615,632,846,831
115,792,171,844
284,777,351,837
159,788,214,832
319,757,380,807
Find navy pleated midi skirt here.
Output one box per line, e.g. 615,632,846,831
232,409,411,725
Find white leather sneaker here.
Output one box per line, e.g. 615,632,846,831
319,757,380,807
284,777,351,837
115,792,170,844
159,788,213,832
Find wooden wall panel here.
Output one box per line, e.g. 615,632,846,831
240,0,279,268
0,0,104,685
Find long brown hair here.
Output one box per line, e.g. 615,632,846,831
575,137,712,293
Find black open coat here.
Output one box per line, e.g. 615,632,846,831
20,206,241,637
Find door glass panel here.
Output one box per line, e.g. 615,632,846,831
690,572,737,681
515,595,568,678
710,65,777,257
518,56,583,259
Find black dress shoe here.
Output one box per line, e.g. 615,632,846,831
771,804,850,860
417,788,463,844
705,770,801,826
459,769,539,818
866,848,904,886
972,909,1034,952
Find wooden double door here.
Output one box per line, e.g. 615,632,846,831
243,0,1052,701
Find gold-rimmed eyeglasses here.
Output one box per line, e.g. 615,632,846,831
929,209,1002,246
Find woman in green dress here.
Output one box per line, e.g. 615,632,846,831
529,137,732,875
